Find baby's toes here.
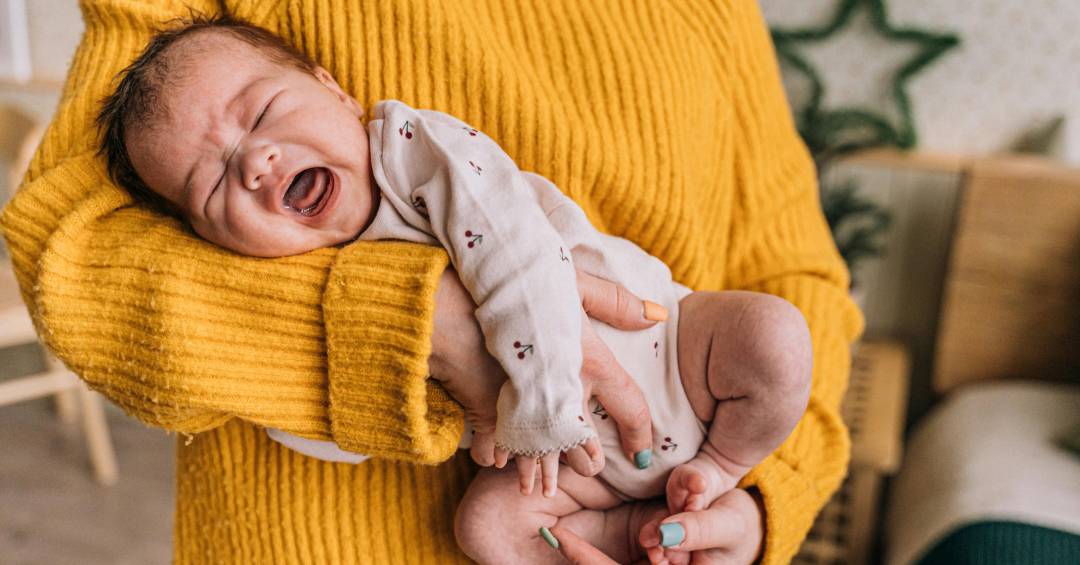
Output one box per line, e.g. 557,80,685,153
663,548,692,565
665,463,710,514
644,545,665,564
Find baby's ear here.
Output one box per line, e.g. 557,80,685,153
313,66,365,119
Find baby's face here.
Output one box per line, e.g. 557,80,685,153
127,32,377,257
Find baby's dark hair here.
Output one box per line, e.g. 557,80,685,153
96,14,318,217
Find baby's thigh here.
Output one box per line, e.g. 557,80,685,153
455,466,623,563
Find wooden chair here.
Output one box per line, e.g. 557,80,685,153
884,155,1080,564
0,104,117,485
793,339,911,565
797,149,1080,564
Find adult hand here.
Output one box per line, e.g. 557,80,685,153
549,527,624,564
637,488,765,565
429,267,663,495
546,489,764,565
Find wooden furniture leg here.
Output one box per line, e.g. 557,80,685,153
47,354,79,423
77,382,118,486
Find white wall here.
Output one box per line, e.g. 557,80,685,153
0,0,79,199
760,0,1080,164
24,0,83,83
12,0,1080,160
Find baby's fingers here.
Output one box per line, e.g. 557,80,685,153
494,446,510,469
565,438,605,477
540,452,560,498
516,455,538,495
469,431,497,467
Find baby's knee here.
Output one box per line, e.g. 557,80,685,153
735,294,812,403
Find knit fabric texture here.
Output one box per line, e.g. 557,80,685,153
0,0,864,563
918,521,1080,565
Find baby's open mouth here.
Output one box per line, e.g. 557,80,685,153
283,167,332,216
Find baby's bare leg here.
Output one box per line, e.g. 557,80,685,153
670,290,812,510
455,465,666,564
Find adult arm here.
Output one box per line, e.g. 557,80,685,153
717,3,865,563
0,0,461,464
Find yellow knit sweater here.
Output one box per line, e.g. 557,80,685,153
1,0,863,563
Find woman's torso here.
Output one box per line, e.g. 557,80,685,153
177,1,736,562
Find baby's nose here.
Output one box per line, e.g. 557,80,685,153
241,144,281,191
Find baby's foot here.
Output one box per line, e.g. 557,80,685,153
665,447,749,514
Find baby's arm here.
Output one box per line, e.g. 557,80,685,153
367,101,595,486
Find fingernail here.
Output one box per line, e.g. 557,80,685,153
659,522,685,547
634,449,653,469
539,526,560,549
643,301,668,321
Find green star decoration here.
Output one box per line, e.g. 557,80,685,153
771,0,960,161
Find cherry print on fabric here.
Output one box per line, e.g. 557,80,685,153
464,230,483,248
654,341,659,357
513,341,534,359
398,120,414,139
559,247,570,263
592,405,609,421
412,195,428,216
468,160,483,175
661,436,678,452
462,127,478,136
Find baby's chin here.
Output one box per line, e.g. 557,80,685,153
329,164,380,239
230,236,331,258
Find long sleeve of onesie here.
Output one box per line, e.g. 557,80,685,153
360,100,594,457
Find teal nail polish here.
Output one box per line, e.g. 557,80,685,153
634,449,653,469
659,523,685,547
539,526,560,549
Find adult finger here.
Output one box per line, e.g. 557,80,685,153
547,526,621,565
582,314,654,466
577,271,667,330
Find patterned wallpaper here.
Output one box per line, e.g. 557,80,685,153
760,0,1080,164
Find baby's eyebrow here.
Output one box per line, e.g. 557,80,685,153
180,77,261,214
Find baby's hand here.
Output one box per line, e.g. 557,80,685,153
432,267,667,498
430,317,605,488
430,268,605,482
494,437,605,498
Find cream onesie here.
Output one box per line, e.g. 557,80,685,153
269,100,705,499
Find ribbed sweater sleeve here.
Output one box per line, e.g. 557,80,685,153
0,0,462,464
719,3,866,564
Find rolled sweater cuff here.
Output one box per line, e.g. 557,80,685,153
323,240,463,464
737,399,852,564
